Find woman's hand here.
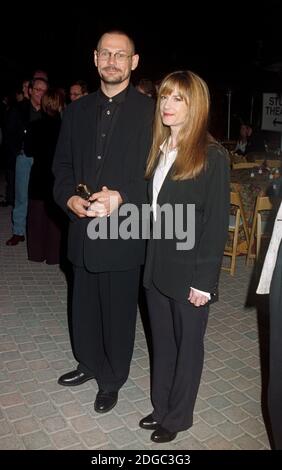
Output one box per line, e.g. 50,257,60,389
88,186,122,217
188,288,209,307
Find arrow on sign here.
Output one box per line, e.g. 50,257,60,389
273,118,282,126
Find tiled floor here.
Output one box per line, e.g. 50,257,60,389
0,196,270,450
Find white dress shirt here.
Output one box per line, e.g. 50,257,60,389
257,201,282,294
152,140,210,300
152,141,177,221
234,140,247,154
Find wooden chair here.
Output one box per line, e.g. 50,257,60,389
246,195,273,265
232,162,260,170
266,159,281,169
221,140,237,152
223,191,249,275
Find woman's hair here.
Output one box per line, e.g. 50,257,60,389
145,70,212,180
41,88,64,116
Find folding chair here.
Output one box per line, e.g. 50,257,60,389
223,191,249,275
246,195,273,265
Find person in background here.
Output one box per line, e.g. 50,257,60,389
69,80,88,102
5,78,48,245
0,79,30,207
15,89,24,103
26,89,64,264
56,88,67,117
33,69,48,82
140,70,229,443
22,79,31,100
136,78,156,99
234,123,252,155
234,122,265,156
257,200,282,450
0,95,9,173
53,30,154,413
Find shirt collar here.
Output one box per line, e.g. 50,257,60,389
98,86,129,105
159,138,177,156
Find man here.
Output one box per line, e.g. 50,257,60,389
69,80,88,102
53,30,154,413
257,200,282,449
22,79,31,101
5,78,48,245
0,79,31,208
33,69,49,82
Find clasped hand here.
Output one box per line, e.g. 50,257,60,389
67,186,122,218
188,288,209,307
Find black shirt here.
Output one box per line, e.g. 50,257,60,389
95,87,128,172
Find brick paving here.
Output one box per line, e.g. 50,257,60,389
0,187,270,450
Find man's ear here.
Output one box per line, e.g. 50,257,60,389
131,54,139,71
94,50,98,68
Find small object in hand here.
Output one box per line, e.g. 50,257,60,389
75,184,93,200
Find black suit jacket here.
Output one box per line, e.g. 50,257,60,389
4,99,34,167
143,144,230,303
52,85,154,271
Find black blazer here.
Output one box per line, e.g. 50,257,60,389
27,113,61,201
143,144,230,303
52,85,154,271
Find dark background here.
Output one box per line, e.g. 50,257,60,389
1,1,282,139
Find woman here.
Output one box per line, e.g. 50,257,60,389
140,71,230,443
26,89,64,264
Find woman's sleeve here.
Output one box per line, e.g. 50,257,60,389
191,147,230,294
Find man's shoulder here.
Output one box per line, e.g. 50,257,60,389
62,93,98,123
127,85,155,116
129,85,154,104
68,92,98,111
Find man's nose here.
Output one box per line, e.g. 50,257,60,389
107,53,117,64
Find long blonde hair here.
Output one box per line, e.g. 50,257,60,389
145,70,211,180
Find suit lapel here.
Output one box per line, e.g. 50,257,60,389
81,94,99,188
148,164,174,205
157,166,174,205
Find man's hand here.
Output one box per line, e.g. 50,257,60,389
87,186,122,218
188,288,209,307
67,195,90,218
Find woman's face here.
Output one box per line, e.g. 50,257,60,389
160,87,188,131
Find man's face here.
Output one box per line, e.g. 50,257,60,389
30,79,48,108
70,85,83,101
22,80,30,99
94,33,139,86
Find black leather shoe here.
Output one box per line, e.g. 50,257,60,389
58,370,95,386
139,413,158,430
94,390,118,413
151,425,177,443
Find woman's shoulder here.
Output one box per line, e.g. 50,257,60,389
206,141,229,167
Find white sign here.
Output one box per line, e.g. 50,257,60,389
262,93,282,132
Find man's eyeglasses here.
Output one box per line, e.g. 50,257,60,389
33,87,46,93
96,50,133,63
